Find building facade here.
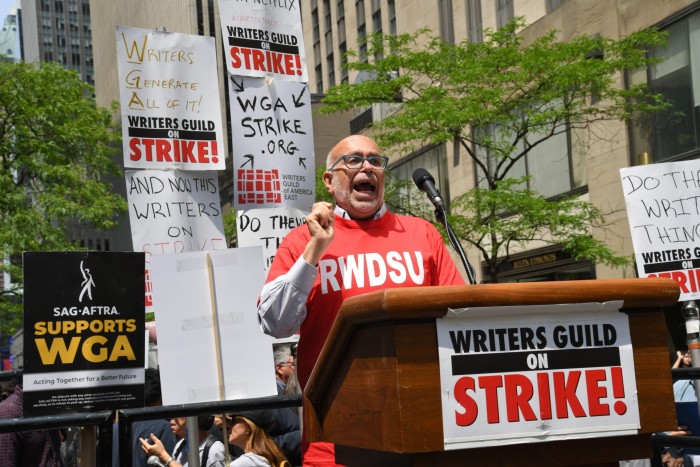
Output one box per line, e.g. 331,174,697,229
21,0,94,83
299,0,700,289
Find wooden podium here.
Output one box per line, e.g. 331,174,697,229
304,278,681,466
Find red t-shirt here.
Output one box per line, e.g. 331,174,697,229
266,210,465,389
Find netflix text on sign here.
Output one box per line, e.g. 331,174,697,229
436,302,639,450
620,159,700,301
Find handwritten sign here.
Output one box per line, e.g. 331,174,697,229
620,160,700,301
126,169,226,309
237,208,307,271
217,0,307,82
116,25,225,170
437,302,639,449
229,77,314,211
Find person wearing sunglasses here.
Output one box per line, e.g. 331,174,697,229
258,134,465,466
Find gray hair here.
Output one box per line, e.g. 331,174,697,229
273,345,292,366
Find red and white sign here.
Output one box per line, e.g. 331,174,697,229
217,0,307,82
621,159,700,302
116,26,225,170
436,302,639,450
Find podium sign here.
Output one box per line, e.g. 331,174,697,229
437,302,640,450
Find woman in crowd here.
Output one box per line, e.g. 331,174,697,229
226,410,289,467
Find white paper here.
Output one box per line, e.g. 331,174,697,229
150,248,276,404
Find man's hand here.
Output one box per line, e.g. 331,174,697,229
303,202,334,266
662,451,686,467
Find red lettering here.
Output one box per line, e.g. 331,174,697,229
197,141,210,163
252,49,266,71
240,47,253,69
230,46,241,68
672,270,690,293
181,140,196,162
553,371,586,419
156,139,172,162
537,372,552,420
284,54,294,75
129,138,141,161
479,375,503,424
453,377,478,427
585,369,609,416
504,374,536,422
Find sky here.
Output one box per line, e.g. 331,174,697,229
0,0,17,20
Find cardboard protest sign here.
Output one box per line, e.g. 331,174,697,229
116,25,225,170
237,208,307,271
126,169,226,309
22,252,145,416
620,160,700,301
149,248,276,405
229,77,315,211
217,0,307,82
437,302,639,449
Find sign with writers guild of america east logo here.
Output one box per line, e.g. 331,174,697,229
22,252,145,417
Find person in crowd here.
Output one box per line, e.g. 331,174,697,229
139,415,225,467
674,350,693,369
113,368,178,467
0,382,64,466
258,134,465,465
270,345,301,465
274,346,295,393
227,410,289,467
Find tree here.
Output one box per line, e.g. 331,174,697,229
0,62,127,336
321,19,669,282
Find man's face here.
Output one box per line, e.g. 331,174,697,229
323,135,385,220
276,356,295,384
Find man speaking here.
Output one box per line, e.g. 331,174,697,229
258,135,465,465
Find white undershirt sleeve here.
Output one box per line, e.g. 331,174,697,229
257,256,317,338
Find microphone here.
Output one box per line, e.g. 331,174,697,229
148,456,167,467
412,168,445,211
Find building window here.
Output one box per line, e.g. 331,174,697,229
356,0,367,62
495,0,513,29
323,0,334,87
438,0,454,44
546,0,568,13
476,120,583,199
312,0,323,92
388,0,396,36
371,0,382,59
337,0,348,83
393,144,450,211
629,9,700,164
467,0,482,43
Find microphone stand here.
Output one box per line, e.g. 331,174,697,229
434,207,477,285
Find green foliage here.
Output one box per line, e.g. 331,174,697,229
223,209,237,247
322,19,669,281
0,61,127,336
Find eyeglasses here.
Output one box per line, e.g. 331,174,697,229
278,361,294,367
328,154,389,171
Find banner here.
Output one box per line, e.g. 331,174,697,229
437,302,639,449
22,252,145,416
150,248,275,405
229,77,314,211
236,208,307,271
217,0,307,82
116,25,225,170
620,159,700,301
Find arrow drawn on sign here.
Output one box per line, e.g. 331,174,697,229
242,154,254,169
299,157,306,169
292,86,307,108
231,77,245,93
